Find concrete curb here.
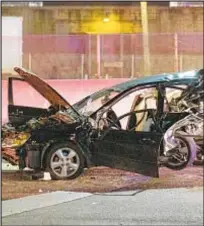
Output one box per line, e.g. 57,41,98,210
2,191,93,217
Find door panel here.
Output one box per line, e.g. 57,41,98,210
91,110,163,177
8,77,48,125
91,130,162,177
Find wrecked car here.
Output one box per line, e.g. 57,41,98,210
2,67,202,180
163,69,204,164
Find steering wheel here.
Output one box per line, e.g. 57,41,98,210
106,117,122,129
98,117,121,130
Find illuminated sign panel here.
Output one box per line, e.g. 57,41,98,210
170,2,203,7
2,2,43,7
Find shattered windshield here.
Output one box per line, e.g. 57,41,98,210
73,88,121,116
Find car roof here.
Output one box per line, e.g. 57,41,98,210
111,69,199,91
85,69,200,102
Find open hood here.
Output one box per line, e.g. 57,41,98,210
14,67,76,111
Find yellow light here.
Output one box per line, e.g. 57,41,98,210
103,17,110,22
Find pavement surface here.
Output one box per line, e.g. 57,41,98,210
2,187,203,226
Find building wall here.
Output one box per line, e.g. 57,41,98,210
2,6,203,78
2,6,203,34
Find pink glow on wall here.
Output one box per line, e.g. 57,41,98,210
2,79,128,124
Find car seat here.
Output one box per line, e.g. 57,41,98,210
126,95,143,130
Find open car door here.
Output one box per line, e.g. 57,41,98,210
8,77,49,125
91,109,163,177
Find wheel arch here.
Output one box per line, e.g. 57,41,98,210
41,139,91,170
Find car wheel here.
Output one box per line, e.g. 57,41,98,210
164,136,197,170
46,142,85,180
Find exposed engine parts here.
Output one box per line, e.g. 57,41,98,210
2,148,19,165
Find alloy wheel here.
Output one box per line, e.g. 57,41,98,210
50,147,80,178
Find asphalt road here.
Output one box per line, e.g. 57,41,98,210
2,188,203,226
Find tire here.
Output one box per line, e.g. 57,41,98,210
46,142,85,180
164,135,197,170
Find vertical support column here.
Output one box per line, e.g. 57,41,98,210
179,55,183,71
140,2,151,76
131,54,135,78
174,33,179,71
81,54,84,79
131,33,135,78
28,52,32,71
120,34,124,78
97,34,101,78
88,34,92,77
